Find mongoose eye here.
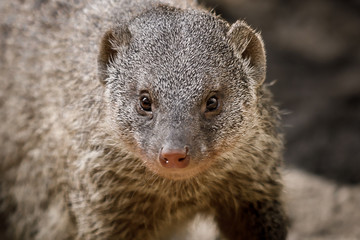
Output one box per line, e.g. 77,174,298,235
140,95,152,112
206,96,219,112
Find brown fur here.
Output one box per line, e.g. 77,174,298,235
0,0,287,239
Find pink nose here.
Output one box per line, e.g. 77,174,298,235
159,148,190,168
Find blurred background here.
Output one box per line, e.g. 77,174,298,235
198,0,360,239
1,0,359,239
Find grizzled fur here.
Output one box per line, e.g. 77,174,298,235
0,0,287,239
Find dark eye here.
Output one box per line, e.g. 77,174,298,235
206,96,218,112
140,95,152,112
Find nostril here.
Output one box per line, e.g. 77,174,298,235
159,147,190,168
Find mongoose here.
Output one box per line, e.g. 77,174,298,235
0,0,287,239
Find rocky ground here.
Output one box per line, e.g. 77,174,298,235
285,168,360,240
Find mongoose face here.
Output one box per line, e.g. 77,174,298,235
99,6,264,180
1,2,286,239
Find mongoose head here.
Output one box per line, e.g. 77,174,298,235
98,5,266,180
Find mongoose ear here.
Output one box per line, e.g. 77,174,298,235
98,27,131,85
227,20,266,85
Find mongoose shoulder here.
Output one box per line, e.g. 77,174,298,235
0,0,287,239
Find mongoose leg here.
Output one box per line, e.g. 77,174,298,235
216,200,287,240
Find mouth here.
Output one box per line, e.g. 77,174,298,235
143,157,215,181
